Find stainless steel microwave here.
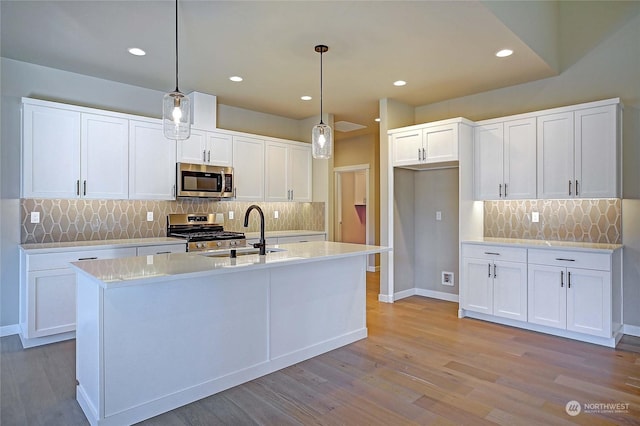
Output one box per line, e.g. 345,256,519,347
176,163,234,198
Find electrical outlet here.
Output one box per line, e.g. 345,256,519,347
532,212,540,223
30,211,40,224
436,211,442,221
442,271,454,286
229,211,234,220
274,210,279,219
146,211,153,221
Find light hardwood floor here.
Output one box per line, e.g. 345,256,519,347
2,272,639,425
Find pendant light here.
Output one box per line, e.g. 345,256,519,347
163,0,191,140
311,44,332,159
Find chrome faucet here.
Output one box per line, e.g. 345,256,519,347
244,205,266,255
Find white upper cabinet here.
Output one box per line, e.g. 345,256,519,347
391,120,461,168
22,103,81,198
129,119,176,200
22,100,128,199
177,129,232,166
537,102,620,199
474,117,536,200
81,113,129,199
232,136,265,201
265,141,312,202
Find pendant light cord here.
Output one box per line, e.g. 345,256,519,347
319,48,324,125
174,0,179,92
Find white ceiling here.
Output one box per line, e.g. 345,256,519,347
0,0,608,137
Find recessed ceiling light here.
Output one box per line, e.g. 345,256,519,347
393,80,407,87
229,76,243,82
128,47,146,56
374,118,381,122
496,49,513,58
301,95,312,101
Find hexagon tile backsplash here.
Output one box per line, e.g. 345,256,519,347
21,199,325,244
484,199,621,244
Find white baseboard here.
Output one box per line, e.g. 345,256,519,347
392,288,459,303
378,294,393,303
367,265,380,273
415,288,459,303
623,324,640,337
0,324,20,337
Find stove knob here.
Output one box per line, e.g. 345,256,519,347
230,241,236,246
196,243,203,249
216,241,222,247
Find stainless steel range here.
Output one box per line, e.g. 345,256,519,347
167,213,246,252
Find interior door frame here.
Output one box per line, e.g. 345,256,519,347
334,164,373,271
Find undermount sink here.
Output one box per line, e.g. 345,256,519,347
199,247,286,258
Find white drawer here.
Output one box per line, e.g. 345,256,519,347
528,249,611,271
462,244,527,263
27,247,137,271
136,244,186,256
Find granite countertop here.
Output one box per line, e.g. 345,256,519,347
70,241,389,289
20,237,186,254
463,237,622,252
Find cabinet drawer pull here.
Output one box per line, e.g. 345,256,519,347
560,270,564,287
568,271,572,288
555,258,575,262
155,251,171,254
78,257,98,261
484,252,500,256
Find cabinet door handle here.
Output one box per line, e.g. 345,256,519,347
234,187,237,198
499,184,502,198
76,180,80,196
484,252,500,256
555,258,575,262
560,270,564,287
568,271,572,288
203,150,207,163
207,150,211,163
569,180,572,196
504,183,508,197
291,189,294,200
418,148,422,161
493,263,497,278
172,184,176,197
488,263,491,277
575,180,579,196
422,148,426,161
83,180,87,196
78,257,98,261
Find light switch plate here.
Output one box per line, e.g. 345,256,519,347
229,211,234,220
146,211,154,221
274,210,279,219
30,211,40,224
436,211,442,221
532,212,540,223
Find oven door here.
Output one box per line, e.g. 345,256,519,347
176,163,233,198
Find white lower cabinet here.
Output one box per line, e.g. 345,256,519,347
528,249,612,338
461,243,621,347
20,242,186,347
462,244,527,321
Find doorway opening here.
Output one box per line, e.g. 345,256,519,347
334,164,372,270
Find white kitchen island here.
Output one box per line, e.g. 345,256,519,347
71,241,389,426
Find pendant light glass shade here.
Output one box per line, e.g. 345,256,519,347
163,90,191,140
312,44,332,159
312,122,332,159
163,0,191,140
